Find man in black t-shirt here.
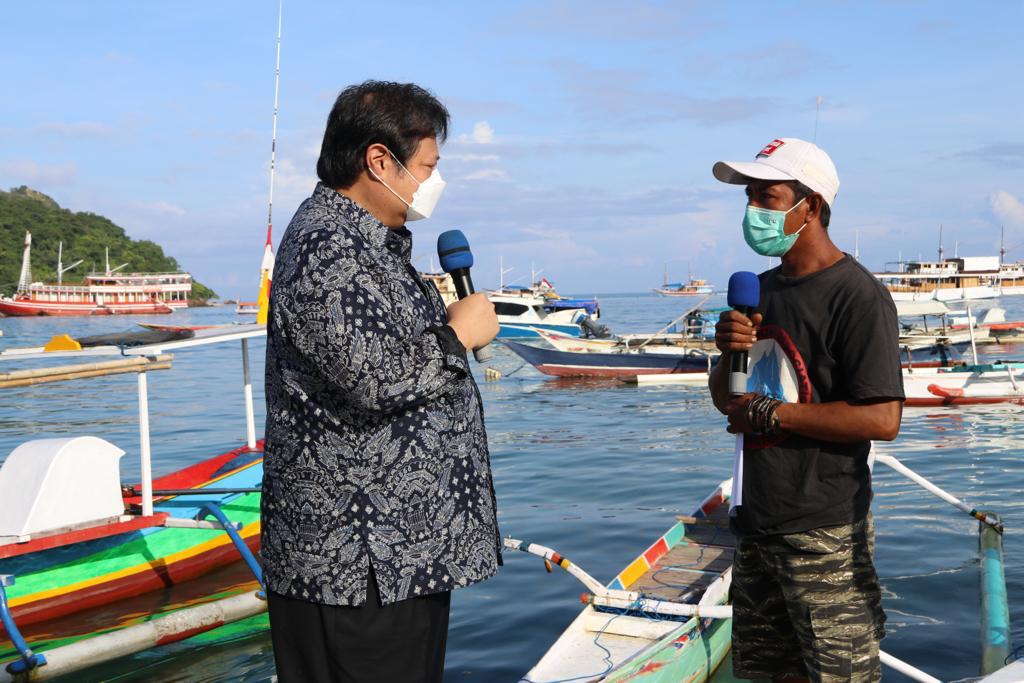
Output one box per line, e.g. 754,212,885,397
707,137,904,682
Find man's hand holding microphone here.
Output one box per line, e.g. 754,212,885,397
446,293,499,355
711,272,763,433
438,230,499,361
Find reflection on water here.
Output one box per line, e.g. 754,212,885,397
3,295,1024,681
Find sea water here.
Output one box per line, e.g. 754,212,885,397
1,292,1022,682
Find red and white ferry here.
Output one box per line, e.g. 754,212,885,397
0,232,191,317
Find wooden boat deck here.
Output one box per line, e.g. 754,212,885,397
630,504,734,605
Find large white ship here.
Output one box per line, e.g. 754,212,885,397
874,256,1001,302
0,231,191,316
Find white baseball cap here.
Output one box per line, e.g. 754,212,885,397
713,137,840,206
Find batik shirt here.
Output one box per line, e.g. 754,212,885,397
261,183,500,606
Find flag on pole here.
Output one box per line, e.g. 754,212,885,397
256,225,274,325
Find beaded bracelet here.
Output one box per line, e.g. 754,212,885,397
744,394,783,435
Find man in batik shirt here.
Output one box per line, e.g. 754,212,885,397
262,80,501,682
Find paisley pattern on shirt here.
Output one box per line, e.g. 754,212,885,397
261,183,500,606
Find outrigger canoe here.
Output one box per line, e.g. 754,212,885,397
506,480,735,682
0,442,262,629
903,362,1024,406
0,325,269,679
511,453,1024,682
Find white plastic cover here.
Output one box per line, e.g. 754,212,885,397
0,436,125,537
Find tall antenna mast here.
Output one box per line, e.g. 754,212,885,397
1001,224,1006,265
938,225,944,262
56,241,83,285
254,0,283,326
266,0,283,246
813,95,823,143
499,256,514,290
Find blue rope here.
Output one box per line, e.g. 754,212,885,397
519,599,648,683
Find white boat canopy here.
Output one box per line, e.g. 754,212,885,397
895,300,950,317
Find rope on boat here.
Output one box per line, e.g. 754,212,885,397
874,453,1004,533
502,537,732,620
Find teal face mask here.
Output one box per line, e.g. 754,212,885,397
742,197,807,257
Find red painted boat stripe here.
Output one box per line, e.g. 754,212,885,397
644,538,669,564
0,513,170,559
155,619,225,646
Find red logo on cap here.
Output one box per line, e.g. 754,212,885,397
757,139,785,157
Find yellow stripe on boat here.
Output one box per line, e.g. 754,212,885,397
8,522,261,608
618,555,650,589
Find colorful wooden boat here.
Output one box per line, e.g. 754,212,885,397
0,325,268,678
0,443,262,630
506,480,734,681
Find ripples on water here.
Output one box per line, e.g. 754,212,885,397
2,293,1024,681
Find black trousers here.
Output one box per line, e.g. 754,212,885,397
267,570,451,683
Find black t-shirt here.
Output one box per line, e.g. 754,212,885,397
731,254,905,537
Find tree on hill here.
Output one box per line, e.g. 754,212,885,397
0,186,216,303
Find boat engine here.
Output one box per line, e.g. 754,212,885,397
580,315,612,339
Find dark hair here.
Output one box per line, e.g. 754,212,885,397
790,181,831,229
316,80,450,188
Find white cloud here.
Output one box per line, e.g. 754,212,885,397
462,168,508,181
991,190,1024,227
34,121,113,137
271,157,319,216
444,153,500,162
149,201,186,216
456,121,496,145
0,159,78,186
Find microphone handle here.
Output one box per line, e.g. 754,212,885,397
728,305,755,396
449,269,493,363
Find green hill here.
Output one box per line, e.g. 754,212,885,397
0,186,215,302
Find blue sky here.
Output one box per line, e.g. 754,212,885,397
3,1,1023,297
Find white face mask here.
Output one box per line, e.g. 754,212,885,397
369,151,447,221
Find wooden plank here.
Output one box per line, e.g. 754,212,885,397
628,504,736,604
0,513,170,559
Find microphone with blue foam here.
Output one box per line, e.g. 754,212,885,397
726,271,760,397
437,229,493,363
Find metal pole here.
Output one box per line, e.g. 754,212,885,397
967,303,978,364
137,371,153,517
242,339,257,449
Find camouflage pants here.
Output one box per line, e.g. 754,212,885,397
731,515,886,682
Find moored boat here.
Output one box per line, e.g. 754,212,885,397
504,339,714,377
0,232,187,317
490,294,590,339
902,362,1024,406
0,325,268,678
653,278,714,297
508,480,734,682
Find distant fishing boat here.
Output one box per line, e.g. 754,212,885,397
654,278,714,297
653,264,714,297
492,258,601,318
503,339,714,377
0,232,188,317
490,294,593,339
